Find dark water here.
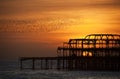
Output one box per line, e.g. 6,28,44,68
0,61,120,79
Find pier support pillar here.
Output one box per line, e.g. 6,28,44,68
20,60,23,70
45,59,48,69
32,59,35,70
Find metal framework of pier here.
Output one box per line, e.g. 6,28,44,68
20,34,120,71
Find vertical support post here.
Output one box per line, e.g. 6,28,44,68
66,58,68,70
32,58,35,70
20,59,23,70
63,59,65,69
57,58,60,70
50,59,52,69
82,39,83,56
41,59,43,69
45,59,48,69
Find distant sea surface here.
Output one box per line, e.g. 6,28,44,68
0,60,120,79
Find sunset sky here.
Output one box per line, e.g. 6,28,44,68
0,0,120,60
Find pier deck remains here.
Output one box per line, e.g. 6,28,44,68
20,34,120,71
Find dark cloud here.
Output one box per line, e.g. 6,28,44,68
0,15,80,32
0,0,120,16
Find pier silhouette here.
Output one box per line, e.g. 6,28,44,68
20,34,120,71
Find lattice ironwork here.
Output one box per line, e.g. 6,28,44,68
57,34,120,57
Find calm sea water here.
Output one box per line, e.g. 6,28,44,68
0,61,120,79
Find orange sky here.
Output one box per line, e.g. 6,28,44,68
0,0,120,60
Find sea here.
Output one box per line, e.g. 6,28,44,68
0,60,120,79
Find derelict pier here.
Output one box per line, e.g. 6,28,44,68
20,34,120,71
